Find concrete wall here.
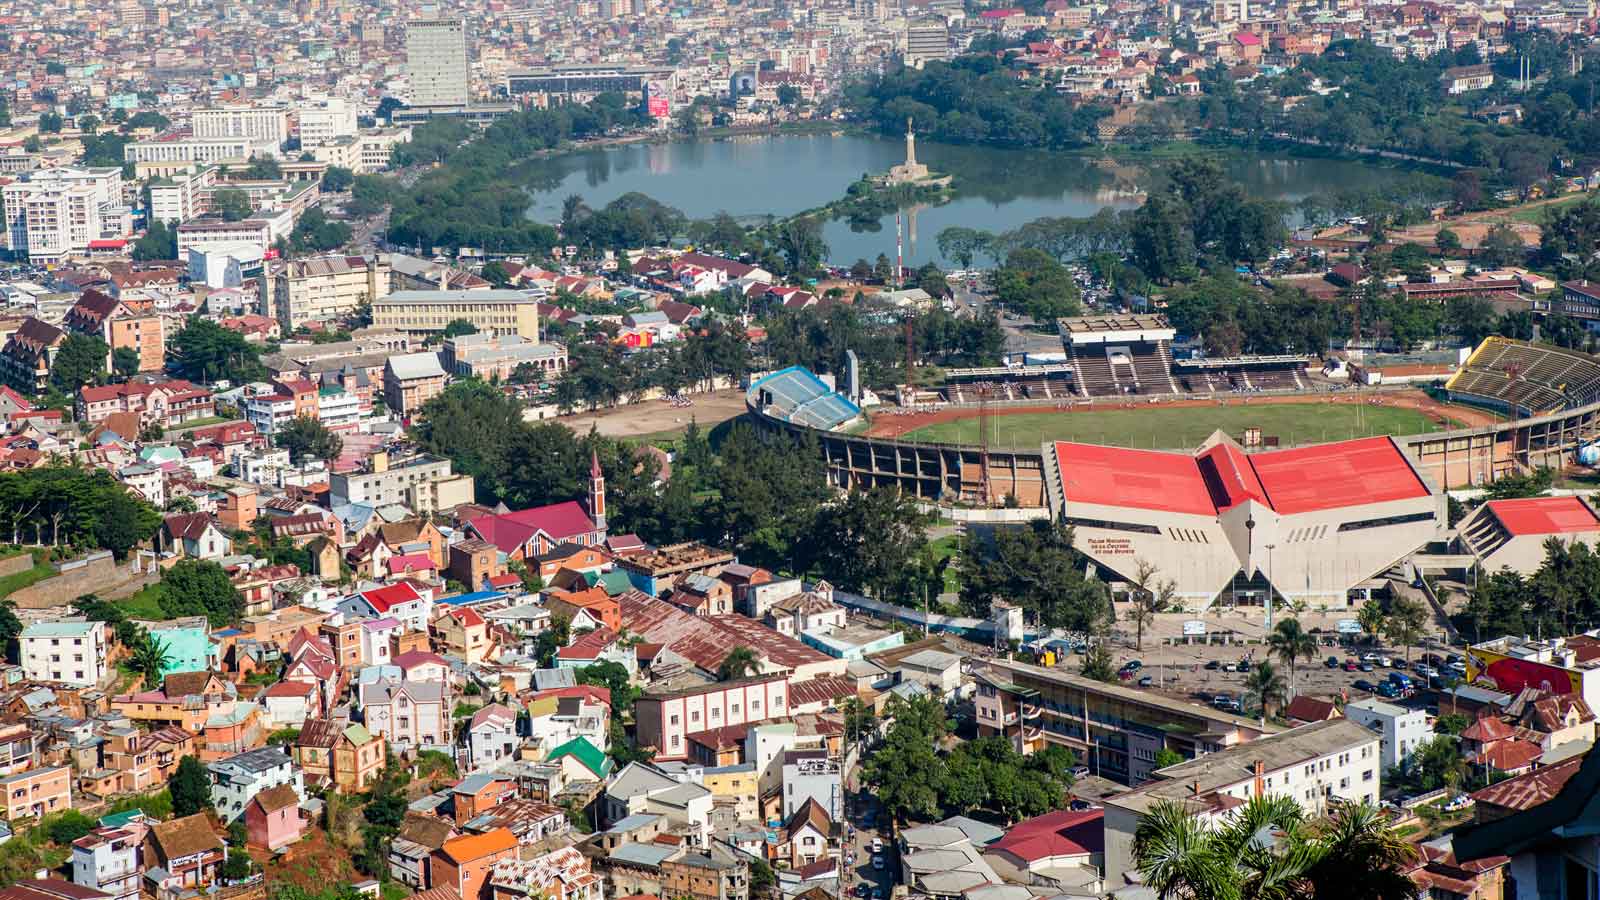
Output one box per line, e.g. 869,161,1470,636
10,553,123,610
0,553,33,580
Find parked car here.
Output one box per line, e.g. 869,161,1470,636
1415,664,1440,678
1325,656,1341,668
1118,669,1135,681
1375,682,1402,699
1124,660,1143,671
872,857,885,871
1070,766,1091,779
1237,659,1252,673
1443,794,1474,812
1343,659,1360,671
871,838,884,853
1390,659,1408,670
1353,679,1377,693
1223,662,1238,673
1448,661,1468,675
1362,652,1382,663
1138,675,1154,687
1359,662,1375,672
1205,660,1222,670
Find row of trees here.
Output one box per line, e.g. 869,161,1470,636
1459,536,1600,642
0,467,161,559
861,693,1079,825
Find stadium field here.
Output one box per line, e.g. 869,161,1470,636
896,402,1472,450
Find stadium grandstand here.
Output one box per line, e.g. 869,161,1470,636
747,366,863,431
1042,433,1444,609
1444,337,1600,416
943,364,1074,403
1173,355,1311,394
1058,314,1180,397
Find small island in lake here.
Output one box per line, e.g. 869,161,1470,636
872,119,953,188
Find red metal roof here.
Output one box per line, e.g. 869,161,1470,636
1246,436,1429,514
1055,442,1217,516
1487,496,1600,537
989,808,1104,862
357,582,422,613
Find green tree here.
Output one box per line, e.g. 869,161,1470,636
242,156,282,179
130,632,172,687
1357,598,1385,640
211,188,254,222
1479,223,1527,267
49,333,109,396
170,755,213,816
773,216,828,275
112,347,141,379
0,601,21,664
46,810,97,845
322,166,355,192
1266,618,1318,699
157,560,244,626
168,316,266,383
480,261,511,287
133,220,178,260
718,646,760,681
276,416,344,466
442,318,479,338
1154,747,1185,769
1244,659,1286,723
1081,642,1116,682
959,520,1110,632
797,487,935,601
39,112,63,133
995,248,1082,322
1434,227,1461,252
1382,596,1428,666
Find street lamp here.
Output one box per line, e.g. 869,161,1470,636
1265,543,1277,630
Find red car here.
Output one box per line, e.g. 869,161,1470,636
1343,660,1360,671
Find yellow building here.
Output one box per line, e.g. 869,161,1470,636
701,762,760,823
373,289,540,340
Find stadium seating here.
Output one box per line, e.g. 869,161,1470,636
748,366,863,431
1447,338,1600,414
1070,346,1123,397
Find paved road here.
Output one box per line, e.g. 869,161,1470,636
840,788,895,900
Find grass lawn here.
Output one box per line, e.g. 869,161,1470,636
119,583,167,619
0,552,54,600
900,403,1467,450
1506,193,1588,223
928,535,962,595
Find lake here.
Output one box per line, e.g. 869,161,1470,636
520,132,1416,268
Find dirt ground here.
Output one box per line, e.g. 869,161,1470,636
554,389,750,439
861,389,1501,440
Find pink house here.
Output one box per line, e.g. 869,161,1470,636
245,784,306,851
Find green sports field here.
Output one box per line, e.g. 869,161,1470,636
898,403,1470,450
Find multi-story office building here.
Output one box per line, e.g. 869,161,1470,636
294,97,359,145
124,135,279,178
1101,719,1381,887
904,15,950,67
176,209,293,260
261,254,391,329
329,452,474,512
441,332,567,381
373,289,540,340
147,166,220,225
975,660,1274,785
0,167,130,263
358,128,411,173
406,19,470,107
1345,697,1431,772
192,104,290,150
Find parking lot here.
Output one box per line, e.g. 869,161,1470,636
1093,636,1468,716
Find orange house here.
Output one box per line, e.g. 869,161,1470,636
543,586,620,632
432,828,519,900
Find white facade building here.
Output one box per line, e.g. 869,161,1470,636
192,104,290,151
1,167,129,263
295,98,359,145
208,746,304,823
406,19,470,107
1345,697,1432,772
20,620,110,688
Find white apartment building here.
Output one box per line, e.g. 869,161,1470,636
1,167,130,264
208,746,304,823
358,128,411,173
243,387,297,438
147,166,220,225
125,135,278,178
317,386,362,432
1345,697,1431,772
176,208,294,260
70,827,139,900
406,19,471,107
1102,719,1381,888
20,620,110,688
328,453,472,512
294,97,359,145
192,104,290,151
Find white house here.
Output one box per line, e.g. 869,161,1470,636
208,746,304,823
467,704,520,771
20,620,109,687
338,582,434,633
360,679,449,751
361,618,401,666
1345,697,1431,772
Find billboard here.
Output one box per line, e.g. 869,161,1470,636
1182,620,1207,637
645,80,671,118
1465,646,1582,696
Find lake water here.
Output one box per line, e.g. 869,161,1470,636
520,133,1413,268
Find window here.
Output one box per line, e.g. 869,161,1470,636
670,715,679,726
1362,770,1374,782
691,711,699,723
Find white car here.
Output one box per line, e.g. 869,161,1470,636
1415,664,1439,678
871,838,884,853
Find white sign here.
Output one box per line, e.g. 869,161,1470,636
1336,619,1363,634
1182,620,1207,637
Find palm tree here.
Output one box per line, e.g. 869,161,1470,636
1357,599,1385,644
1134,797,1416,900
718,646,760,681
1267,618,1318,700
130,634,172,689
1245,660,1287,725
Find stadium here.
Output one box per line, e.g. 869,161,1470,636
745,327,1600,607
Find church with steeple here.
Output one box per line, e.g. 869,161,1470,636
463,450,609,560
